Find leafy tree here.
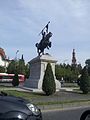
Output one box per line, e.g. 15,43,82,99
25,63,30,79
7,55,26,77
16,58,26,75
7,60,16,74
55,63,82,83
55,64,62,80
0,66,5,73
85,59,90,75
12,73,19,87
42,63,56,95
77,64,82,74
80,66,90,94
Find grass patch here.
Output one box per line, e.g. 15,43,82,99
0,85,13,88
0,90,43,100
0,89,90,106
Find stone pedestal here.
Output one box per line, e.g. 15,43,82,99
24,53,61,90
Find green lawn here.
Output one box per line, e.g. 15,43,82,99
0,89,90,106
0,90,43,99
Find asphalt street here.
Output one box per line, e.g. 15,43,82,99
42,107,90,120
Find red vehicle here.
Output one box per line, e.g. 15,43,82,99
0,73,25,83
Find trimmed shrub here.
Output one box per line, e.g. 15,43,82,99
12,73,19,87
42,63,56,95
80,66,90,94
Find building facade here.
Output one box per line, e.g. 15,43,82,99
0,48,10,68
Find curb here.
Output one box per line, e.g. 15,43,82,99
41,106,90,113
38,102,90,112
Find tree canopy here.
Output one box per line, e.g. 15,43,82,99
7,57,30,79
55,63,82,83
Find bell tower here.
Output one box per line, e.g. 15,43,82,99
72,49,77,66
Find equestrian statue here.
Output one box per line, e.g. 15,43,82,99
35,21,52,56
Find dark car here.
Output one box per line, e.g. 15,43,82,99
80,110,90,120
0,91,42,120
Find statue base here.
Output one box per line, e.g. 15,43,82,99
24,53,61,91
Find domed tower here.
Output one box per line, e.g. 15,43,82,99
72,49,77,66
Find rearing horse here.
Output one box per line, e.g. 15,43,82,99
35,32,52,56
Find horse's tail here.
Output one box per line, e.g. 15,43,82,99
35,43,38,47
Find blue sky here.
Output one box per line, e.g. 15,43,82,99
0,0,90,66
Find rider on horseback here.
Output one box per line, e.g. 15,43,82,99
40,29,49,49
35,22,52,56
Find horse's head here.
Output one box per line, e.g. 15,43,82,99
49,32,52,37
46,32,52,39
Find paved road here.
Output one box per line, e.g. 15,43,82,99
42,107,90,120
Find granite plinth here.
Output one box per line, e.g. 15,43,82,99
24,53,61,90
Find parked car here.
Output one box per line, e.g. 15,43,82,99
0,91,42,120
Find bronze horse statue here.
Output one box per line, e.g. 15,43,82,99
35,32,52,56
